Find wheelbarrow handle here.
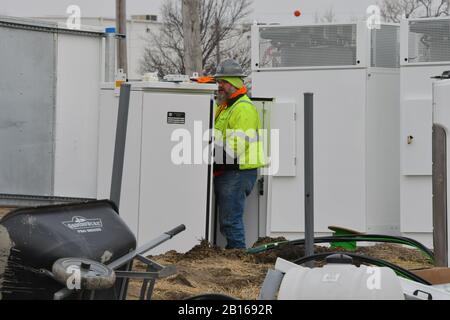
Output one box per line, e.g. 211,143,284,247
165,224,186,238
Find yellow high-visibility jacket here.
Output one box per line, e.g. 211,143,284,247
214,95,266,170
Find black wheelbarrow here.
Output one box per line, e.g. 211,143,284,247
0,200,185,300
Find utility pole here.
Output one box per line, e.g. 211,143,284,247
182,0,202,76
215,11,221,67
116,0,128,77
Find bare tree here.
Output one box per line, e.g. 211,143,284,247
314,6,337,23
322,6,337,23
379,0,449,22
140,0,253,78
419,0,450,16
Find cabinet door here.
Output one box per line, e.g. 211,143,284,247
139,92,213,254
265,102,301,234
270,102,297,177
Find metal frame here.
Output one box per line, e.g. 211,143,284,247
400,17,450,67
53,225,185,300
0,15,105,37
251,21,399,72
0,194,94,207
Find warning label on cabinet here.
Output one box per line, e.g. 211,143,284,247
167,112,186,125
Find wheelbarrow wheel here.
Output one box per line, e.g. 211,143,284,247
52,257,116,291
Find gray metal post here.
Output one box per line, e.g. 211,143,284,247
432,124,448,266
110,83,131,208
304,93,314,267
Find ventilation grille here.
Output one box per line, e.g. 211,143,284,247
408,19,450,63
259,24,357,68
371,25,400,68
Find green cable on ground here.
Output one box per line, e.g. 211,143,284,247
247,241,289,254
292,252,431,285
247,235,434,262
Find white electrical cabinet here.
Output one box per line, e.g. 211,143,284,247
97,82,216,254
251,22,401,239
400,17,450,246
433,76,450,266
0,17,104,201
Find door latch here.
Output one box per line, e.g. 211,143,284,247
258,178,264,196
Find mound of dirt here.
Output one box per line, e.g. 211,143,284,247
127,239,434,300
128,241,271,300
157,240,255,264
358,243,433,270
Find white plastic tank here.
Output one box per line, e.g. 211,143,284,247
278,255,404,300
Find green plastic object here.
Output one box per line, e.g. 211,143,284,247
329,226,360,251
330,231,357,250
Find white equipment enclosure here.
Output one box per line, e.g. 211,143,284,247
400,17,450,246
432,76,450,267
251,22,401,238
0,16,104,202
97,82,216,254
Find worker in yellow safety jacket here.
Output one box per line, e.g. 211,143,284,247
213,59,265,249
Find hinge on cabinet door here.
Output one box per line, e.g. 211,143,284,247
294,112,297,121
294,157,297,166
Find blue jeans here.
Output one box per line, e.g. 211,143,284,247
214,169,257,249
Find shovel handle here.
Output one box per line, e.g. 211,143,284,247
165,225,186,238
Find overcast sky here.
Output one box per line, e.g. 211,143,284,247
0,0,377,23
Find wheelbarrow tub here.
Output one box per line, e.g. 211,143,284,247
0,200,136,300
